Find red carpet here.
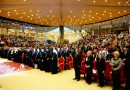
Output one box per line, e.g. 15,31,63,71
0,62,32,75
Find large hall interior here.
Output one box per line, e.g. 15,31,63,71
0,0,130,90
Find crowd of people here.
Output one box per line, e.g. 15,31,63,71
0,31,130,90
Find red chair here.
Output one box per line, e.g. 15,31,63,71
58,57,64,71
68,55,73,69
120,63,126,84
65,57,69,69
82,53,86,61
80,60,86,78
104,61,112,81
92,60,98,79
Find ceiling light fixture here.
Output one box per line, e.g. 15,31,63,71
118,2,121,4
89,10,91,13
105,0,107,2
82,10,84,12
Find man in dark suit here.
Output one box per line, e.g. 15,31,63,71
73,48,81,81
96,54,105,87
121,47,129,61
124,47,130,90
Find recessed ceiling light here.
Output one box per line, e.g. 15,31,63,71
30,10,32,12
102,14,105,15
96,13,98,15
38,16,40,18
84,14,86,16
70,11,72,12
50,11,52,12
77,0,80,2
68,15,70,17
89,10,91,13
7,12,10,14
16,13,18,14
20,17,22,19
105,0,107,2
82,10,84,12
89,15,91,17
124,10,126,12
24,0,26,1
93,0,96,3
118,12,120,13
126,2,129,4
118,2,121,4
52,15,55,17
36,21,37,22
28,16,30,18
32,14,33,16
8,14,10,16
104,11,106,13
82,17,84,18
99,17,101,19
110,13,112,14
0,11,1,13
30,18,32,20
74,16,76,17
92,17,94,18
23,12,25,14
38,10,39,12
89,19,92,20
14,10,16,12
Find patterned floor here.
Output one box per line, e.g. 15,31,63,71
0,60,32,75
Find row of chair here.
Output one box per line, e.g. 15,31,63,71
58,56,73,71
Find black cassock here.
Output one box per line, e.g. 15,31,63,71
85,55,93,84
45,51,52,72
51,53,58,74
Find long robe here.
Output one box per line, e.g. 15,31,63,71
51,53,58,74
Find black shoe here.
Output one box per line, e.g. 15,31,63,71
77,79,80,81
100,85,104,87
88,82,91,85
98,84,101,87
73,78,77,80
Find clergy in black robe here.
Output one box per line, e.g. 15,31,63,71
96,54,105,87
7,49,12,60
51,50,58,74
85,51,93,84
73,49,81,81
45,49,52,72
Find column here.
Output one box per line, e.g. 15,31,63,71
92,30,94,36
108,29,111,34
45,32,48,41
54,32,57,42
69,31,72,43
36,31,39,40
129,25,130,33
59,26,64,43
